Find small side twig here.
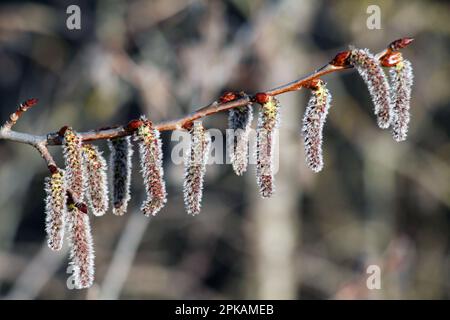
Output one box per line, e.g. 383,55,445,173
1,98,38,131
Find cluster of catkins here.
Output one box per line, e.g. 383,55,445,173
43,46,412,289
44,117,168,289
301,47,414,172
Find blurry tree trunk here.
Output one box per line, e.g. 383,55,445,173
245,95,301,299
98,214,151,299
244,3,309,296
363,139,395,299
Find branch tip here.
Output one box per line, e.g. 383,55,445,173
48,164,58,174
330,51,351,67
389,37,414,51
21,98,39,111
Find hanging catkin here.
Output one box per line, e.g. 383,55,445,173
183,121,211,215
135,116,167,216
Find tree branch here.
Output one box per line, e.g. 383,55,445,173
0,38,413,172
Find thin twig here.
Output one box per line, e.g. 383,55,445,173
1,98,38,131
0,38,413,171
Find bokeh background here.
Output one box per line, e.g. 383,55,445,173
0,0,449,299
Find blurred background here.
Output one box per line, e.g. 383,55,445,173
0,0,449,299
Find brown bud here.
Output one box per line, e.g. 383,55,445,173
126,119,144,132
330,51,351,67
58,125,69,137
389,37,414,51
77,202,89,214
219,91,238,103
381,52,403,67
255,92,270,104
20,98,38,111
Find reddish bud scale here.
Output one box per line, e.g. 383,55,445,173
349,48,393,129
302,80,332,172
330,51,351,67
20,98,38,111
256,96,280,198
134,116,167,216
44,168,67,251
77,202,89,214
381,52,403,67
389,37,414,51
183,121,211,215
255,92,270,104
48,164,58,174
220,91,238,103
58,125,69,137
67,204,95,289
126,119,144,132
82,144,109,216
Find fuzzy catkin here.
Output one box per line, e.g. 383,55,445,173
135,117,167,216
67,204,95,289
183,121,211,215
228,104,253,175
44,169,67,251
390,59,413,142
349,48,392,129
82,144,109,216
63,127,85,201
256,96,280,198
302,81,332,172
108,137,133,216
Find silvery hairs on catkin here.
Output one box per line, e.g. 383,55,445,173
389,59,413,142
135,116,167,216
82,144,109,216
183,121,211,215
108,136,133,216
349,47,393,129
256,96,280,198
67,204,95,289
302,80,332,173
228,104,253,176
44,168,67,251
62,127,86,201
